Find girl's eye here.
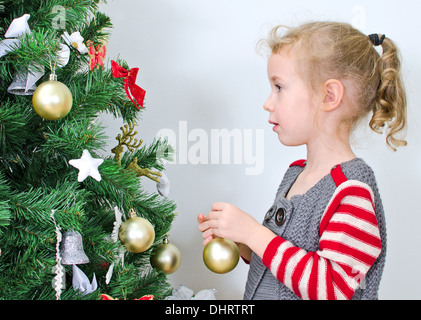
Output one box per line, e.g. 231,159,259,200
275,84,282,92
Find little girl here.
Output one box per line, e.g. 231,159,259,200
198,21,407,300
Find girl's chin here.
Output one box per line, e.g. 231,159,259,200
277,134,305,147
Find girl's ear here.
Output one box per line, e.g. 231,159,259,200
322,79,344,112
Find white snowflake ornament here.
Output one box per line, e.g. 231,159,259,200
69,150,103,182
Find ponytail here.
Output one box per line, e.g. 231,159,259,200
369,36,407,151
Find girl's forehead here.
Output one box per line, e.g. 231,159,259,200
267,51,297,76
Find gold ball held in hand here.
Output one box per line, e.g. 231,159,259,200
203,238,239,274
150,238,181,274
119,210,155,253
32,74,72,120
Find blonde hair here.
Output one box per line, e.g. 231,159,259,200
261,21,407,151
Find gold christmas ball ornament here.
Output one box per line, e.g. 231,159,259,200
32,73,72,120
203,238,239,274
150,237,181,274
119,209,155,253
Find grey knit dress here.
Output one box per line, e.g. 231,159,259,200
243,158,387,300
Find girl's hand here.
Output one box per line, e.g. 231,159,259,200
197,202,261,246
198,202,277,259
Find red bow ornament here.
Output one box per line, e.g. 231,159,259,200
87,40,107,70
111,60,146,110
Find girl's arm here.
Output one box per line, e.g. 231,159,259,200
199,180,381,300
254,181,382,300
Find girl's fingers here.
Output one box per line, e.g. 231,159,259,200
201,228,213,240
202,235,214,247
211,202,227,211
206,210,223,221
198,218,220,232
198,208,225,246
197,213,206,223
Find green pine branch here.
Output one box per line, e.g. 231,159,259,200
0,0,177,300
0,172,11,229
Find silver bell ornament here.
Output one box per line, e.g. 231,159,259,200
7,65,43,95
59,231,90,265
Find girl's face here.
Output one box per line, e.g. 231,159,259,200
264,49,320,146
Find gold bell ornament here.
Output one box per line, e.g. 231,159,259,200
150,236,181,274
203,238,239,274
119,209,155,253
32,72,72,120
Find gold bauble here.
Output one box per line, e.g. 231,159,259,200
203,238,239,274
150,238,181,274
32,75,72,120
119,214,155,253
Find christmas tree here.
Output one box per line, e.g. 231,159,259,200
0,0,178,300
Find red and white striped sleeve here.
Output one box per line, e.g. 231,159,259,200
262,180,382,300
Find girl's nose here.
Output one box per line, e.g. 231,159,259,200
263,97,272,112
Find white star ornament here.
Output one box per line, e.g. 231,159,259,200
69,150,104,182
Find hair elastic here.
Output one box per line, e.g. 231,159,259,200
368,34,386,46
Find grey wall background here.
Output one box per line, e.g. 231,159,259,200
97,0,421,299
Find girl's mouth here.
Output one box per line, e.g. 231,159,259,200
269,120,279,132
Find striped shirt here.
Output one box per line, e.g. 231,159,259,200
263,179,382,300
244,158,386,300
